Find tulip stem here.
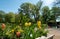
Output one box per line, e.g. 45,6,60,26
2,30,3,39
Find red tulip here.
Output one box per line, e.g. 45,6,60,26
16,32,20,37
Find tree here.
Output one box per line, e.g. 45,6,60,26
0,10,5,22
36,0,43,10
51,7,60,22
19,2,40,22
51,7,60,13
15,14,20,23
36,0,43,21
42,6,50,24
20,3,34,18
5,12,15,23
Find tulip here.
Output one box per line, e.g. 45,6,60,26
1,23,5,30
25,22,29,26
28,22,31,26
18,30,24,32
11,29,14,33
37,21,41,29
16,32,20,37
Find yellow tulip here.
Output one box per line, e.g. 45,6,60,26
18,30,24,32
29,22,31,26
37,21,41,29
25,22,29,26
11,29,14,33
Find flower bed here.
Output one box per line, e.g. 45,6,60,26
0,21,48,39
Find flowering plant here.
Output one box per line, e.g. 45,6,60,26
0,21,48,39
22,21,48,39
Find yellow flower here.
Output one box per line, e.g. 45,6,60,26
37,21,41,29
29,22,31,26
25,22,29,26
18,30,24,32
39,26,41,29
11,29,14,33
6,32,9,35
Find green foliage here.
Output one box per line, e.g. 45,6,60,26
15,14,20,23
5,12,15,23
19,2,41,22
36,0,43,10
0,1,60,39
0,1,50,39
0,22,48,39
42,6,50,24
51,7,60,13
0,10,5,22
21,23,48,39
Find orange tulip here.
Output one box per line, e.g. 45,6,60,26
16,32,20,37
1,23,5,30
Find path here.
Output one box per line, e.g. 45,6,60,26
47,28,60,39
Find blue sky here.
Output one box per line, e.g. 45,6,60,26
0,0,54,13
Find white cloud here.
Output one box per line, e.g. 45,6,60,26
42,0,54,8
45,0,54,5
